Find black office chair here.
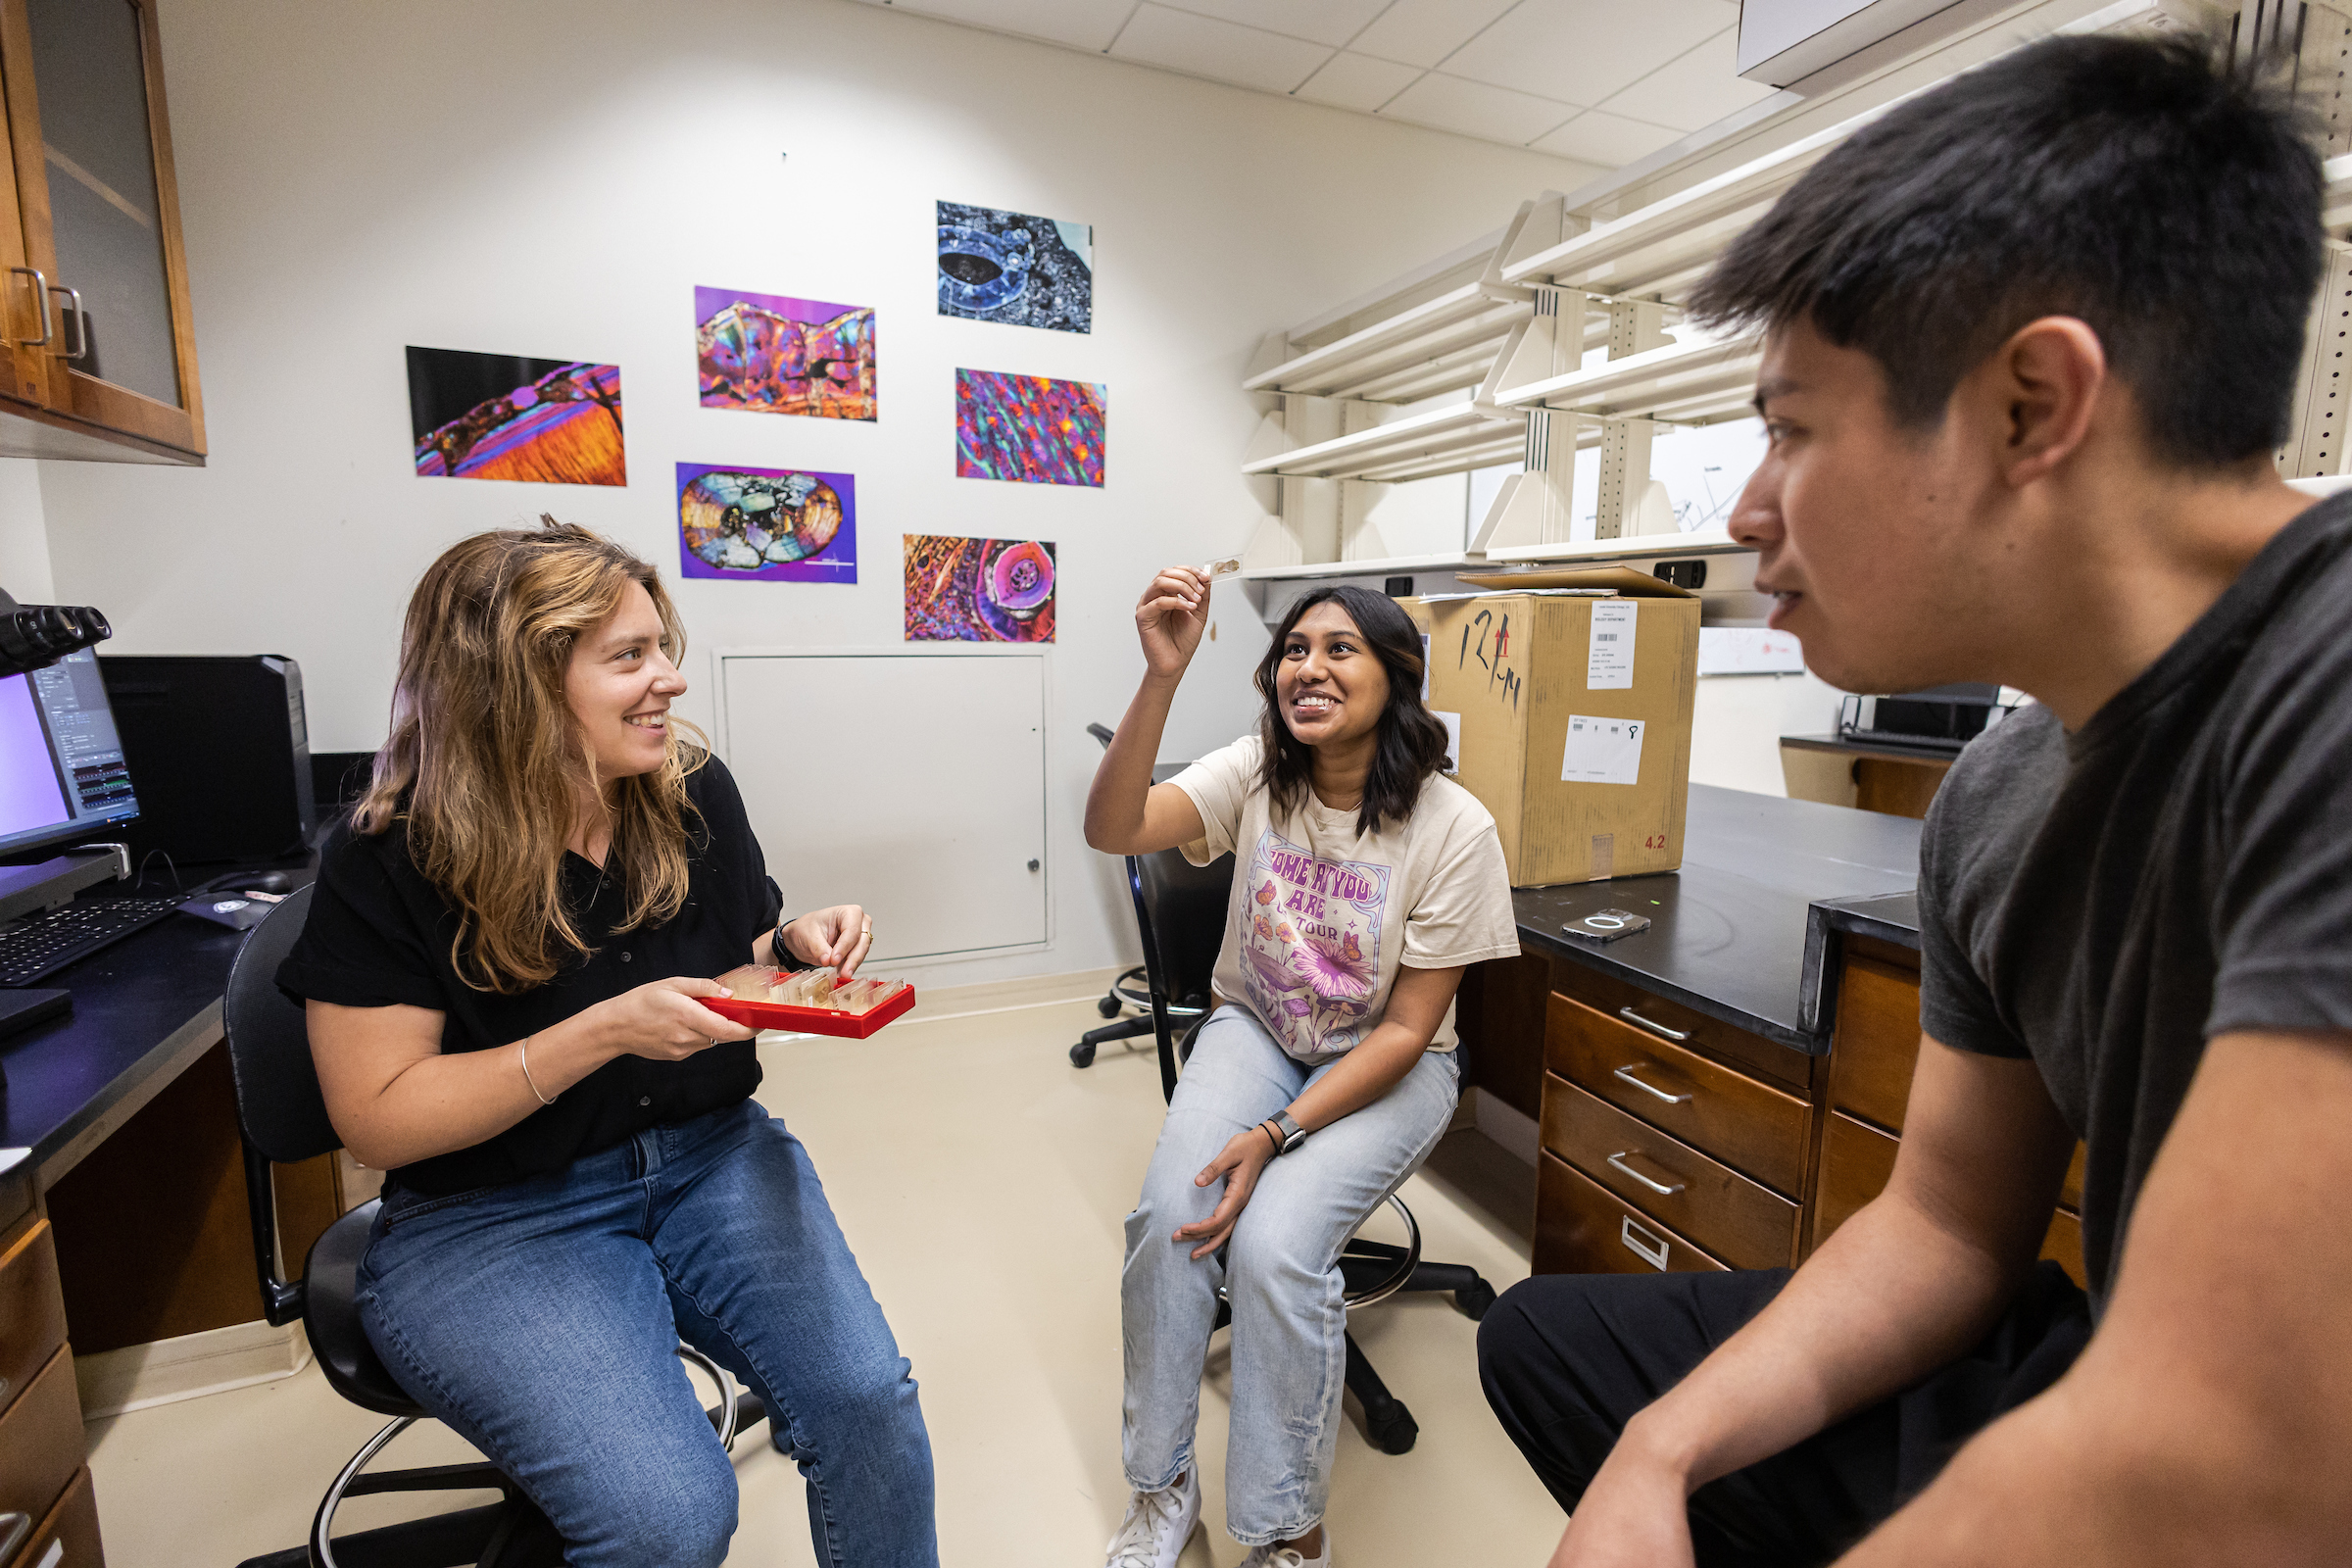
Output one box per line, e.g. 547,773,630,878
223,885,765,1568
1072,724,1214,1069
1082,723,1498,1454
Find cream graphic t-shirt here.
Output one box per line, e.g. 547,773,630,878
1170,734,1521,1064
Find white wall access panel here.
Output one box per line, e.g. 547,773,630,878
714,650,1049,965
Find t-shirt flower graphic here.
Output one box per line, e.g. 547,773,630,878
1240,827,1391,1057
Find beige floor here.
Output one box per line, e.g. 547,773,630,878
84,997,1565,1566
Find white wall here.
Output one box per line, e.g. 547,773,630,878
0,465,52,602
28,0,1603,985
1689,671,1844,797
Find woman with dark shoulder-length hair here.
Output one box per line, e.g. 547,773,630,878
276,518,936,1568
1084,570,1520,1568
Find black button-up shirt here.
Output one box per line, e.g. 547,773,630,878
278,756,783,1196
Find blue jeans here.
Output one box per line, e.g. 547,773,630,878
357,1099,937,1568
1121,1006,1460,1544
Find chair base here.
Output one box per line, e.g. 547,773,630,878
233,1388,768,1568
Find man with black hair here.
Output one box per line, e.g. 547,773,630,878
1478,29,2352,1568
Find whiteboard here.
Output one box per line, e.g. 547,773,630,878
716,651,1048,962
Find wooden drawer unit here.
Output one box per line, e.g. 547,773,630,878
0,1350,79,1544
1812,1112,2087,1289
1546,992,1811,1196
9,1466,100,1568
1541,1074,1799,1269
1826,956,1922,1131
1537,1152,1728,1276
0,1221,65,1420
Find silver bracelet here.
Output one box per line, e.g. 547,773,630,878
518,1039,556,1105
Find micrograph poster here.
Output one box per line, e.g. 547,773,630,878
677,463,857,585
937,200,1092,333
408,347,625,486
695,287,877,420
904,534,1054,643
955,368,1105,487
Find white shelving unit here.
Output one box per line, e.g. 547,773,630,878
1236,0,2338,592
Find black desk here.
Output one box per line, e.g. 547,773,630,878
2,906,248,1191
1513,785,1921,1054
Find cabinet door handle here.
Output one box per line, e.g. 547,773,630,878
0,1512,29,1563
1612,1063,1692,1104
47,283,85,360
1617,1004,1690,1042
1619,1214,1670,1269
8,267,52,347
1607,1151,1686,1196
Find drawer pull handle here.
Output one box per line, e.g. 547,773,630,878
1618,1005,1690,1042
8,267,52,347
34,1538,61,1568
1613,1063,1692,1104
1607,1152,1686,1197
1620,1215,1670,1269
0,1512,30,1564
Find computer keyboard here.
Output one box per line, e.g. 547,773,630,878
0,897,183,987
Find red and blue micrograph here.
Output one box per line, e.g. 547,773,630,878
954,368,1104,488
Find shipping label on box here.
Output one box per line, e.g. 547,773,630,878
1561,713,1644,785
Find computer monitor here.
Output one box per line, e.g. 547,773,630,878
0,648,138,860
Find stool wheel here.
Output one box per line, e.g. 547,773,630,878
1362,1396,1418,1455
1096,995,1122,1019
1454,1280,1497,1321
1070,1041,1099,1068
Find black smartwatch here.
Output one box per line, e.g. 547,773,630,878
772,918,816,972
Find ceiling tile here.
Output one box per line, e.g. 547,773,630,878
1110,5,1337,92
1295,50,1423,114
1598,25,1779,133
1533,108,1684,166
1381,71,1579,146
1157,0,1395,49
864,0,1139,53
1442,0,1730,106
1348,0,1522,68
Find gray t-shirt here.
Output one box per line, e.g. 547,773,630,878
1920,493,2352,1312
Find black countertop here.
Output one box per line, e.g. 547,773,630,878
1514,785,1922,1054
0,901,252,1188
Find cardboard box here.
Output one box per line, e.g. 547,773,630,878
1407,570,1699,886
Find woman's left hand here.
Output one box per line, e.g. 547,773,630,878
1175,1127,1280,1260
781,905,875,978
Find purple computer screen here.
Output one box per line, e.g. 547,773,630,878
0,672,69,841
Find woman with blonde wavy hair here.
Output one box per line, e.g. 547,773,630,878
276,518,936,1568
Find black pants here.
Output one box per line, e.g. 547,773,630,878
1477,1262,2091,1568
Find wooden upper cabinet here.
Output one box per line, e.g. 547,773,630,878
0,0,202,463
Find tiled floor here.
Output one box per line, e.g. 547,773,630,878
84,997,1564,1566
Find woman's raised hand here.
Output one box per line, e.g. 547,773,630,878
596,976,759,1060
1136,566,1211,681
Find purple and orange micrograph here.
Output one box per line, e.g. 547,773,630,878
696,287,875,420
408,346,625,485
904,534,1054,643
954,368,1104,488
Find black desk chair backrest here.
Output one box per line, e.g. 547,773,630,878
1125,845,1234,1103
222,883,333,1330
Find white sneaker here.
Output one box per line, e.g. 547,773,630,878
1103,1468,1200,1568
1239,1528,1330,1568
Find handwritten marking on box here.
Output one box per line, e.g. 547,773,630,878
1562,713,1644,786
1588,602,1638,690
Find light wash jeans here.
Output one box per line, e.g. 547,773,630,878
358,1099,938,1568
1121,1005,1461,1544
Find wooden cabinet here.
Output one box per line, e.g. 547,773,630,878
0,0,203,463
0,1210,102,1568
1530,933,2087,1292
